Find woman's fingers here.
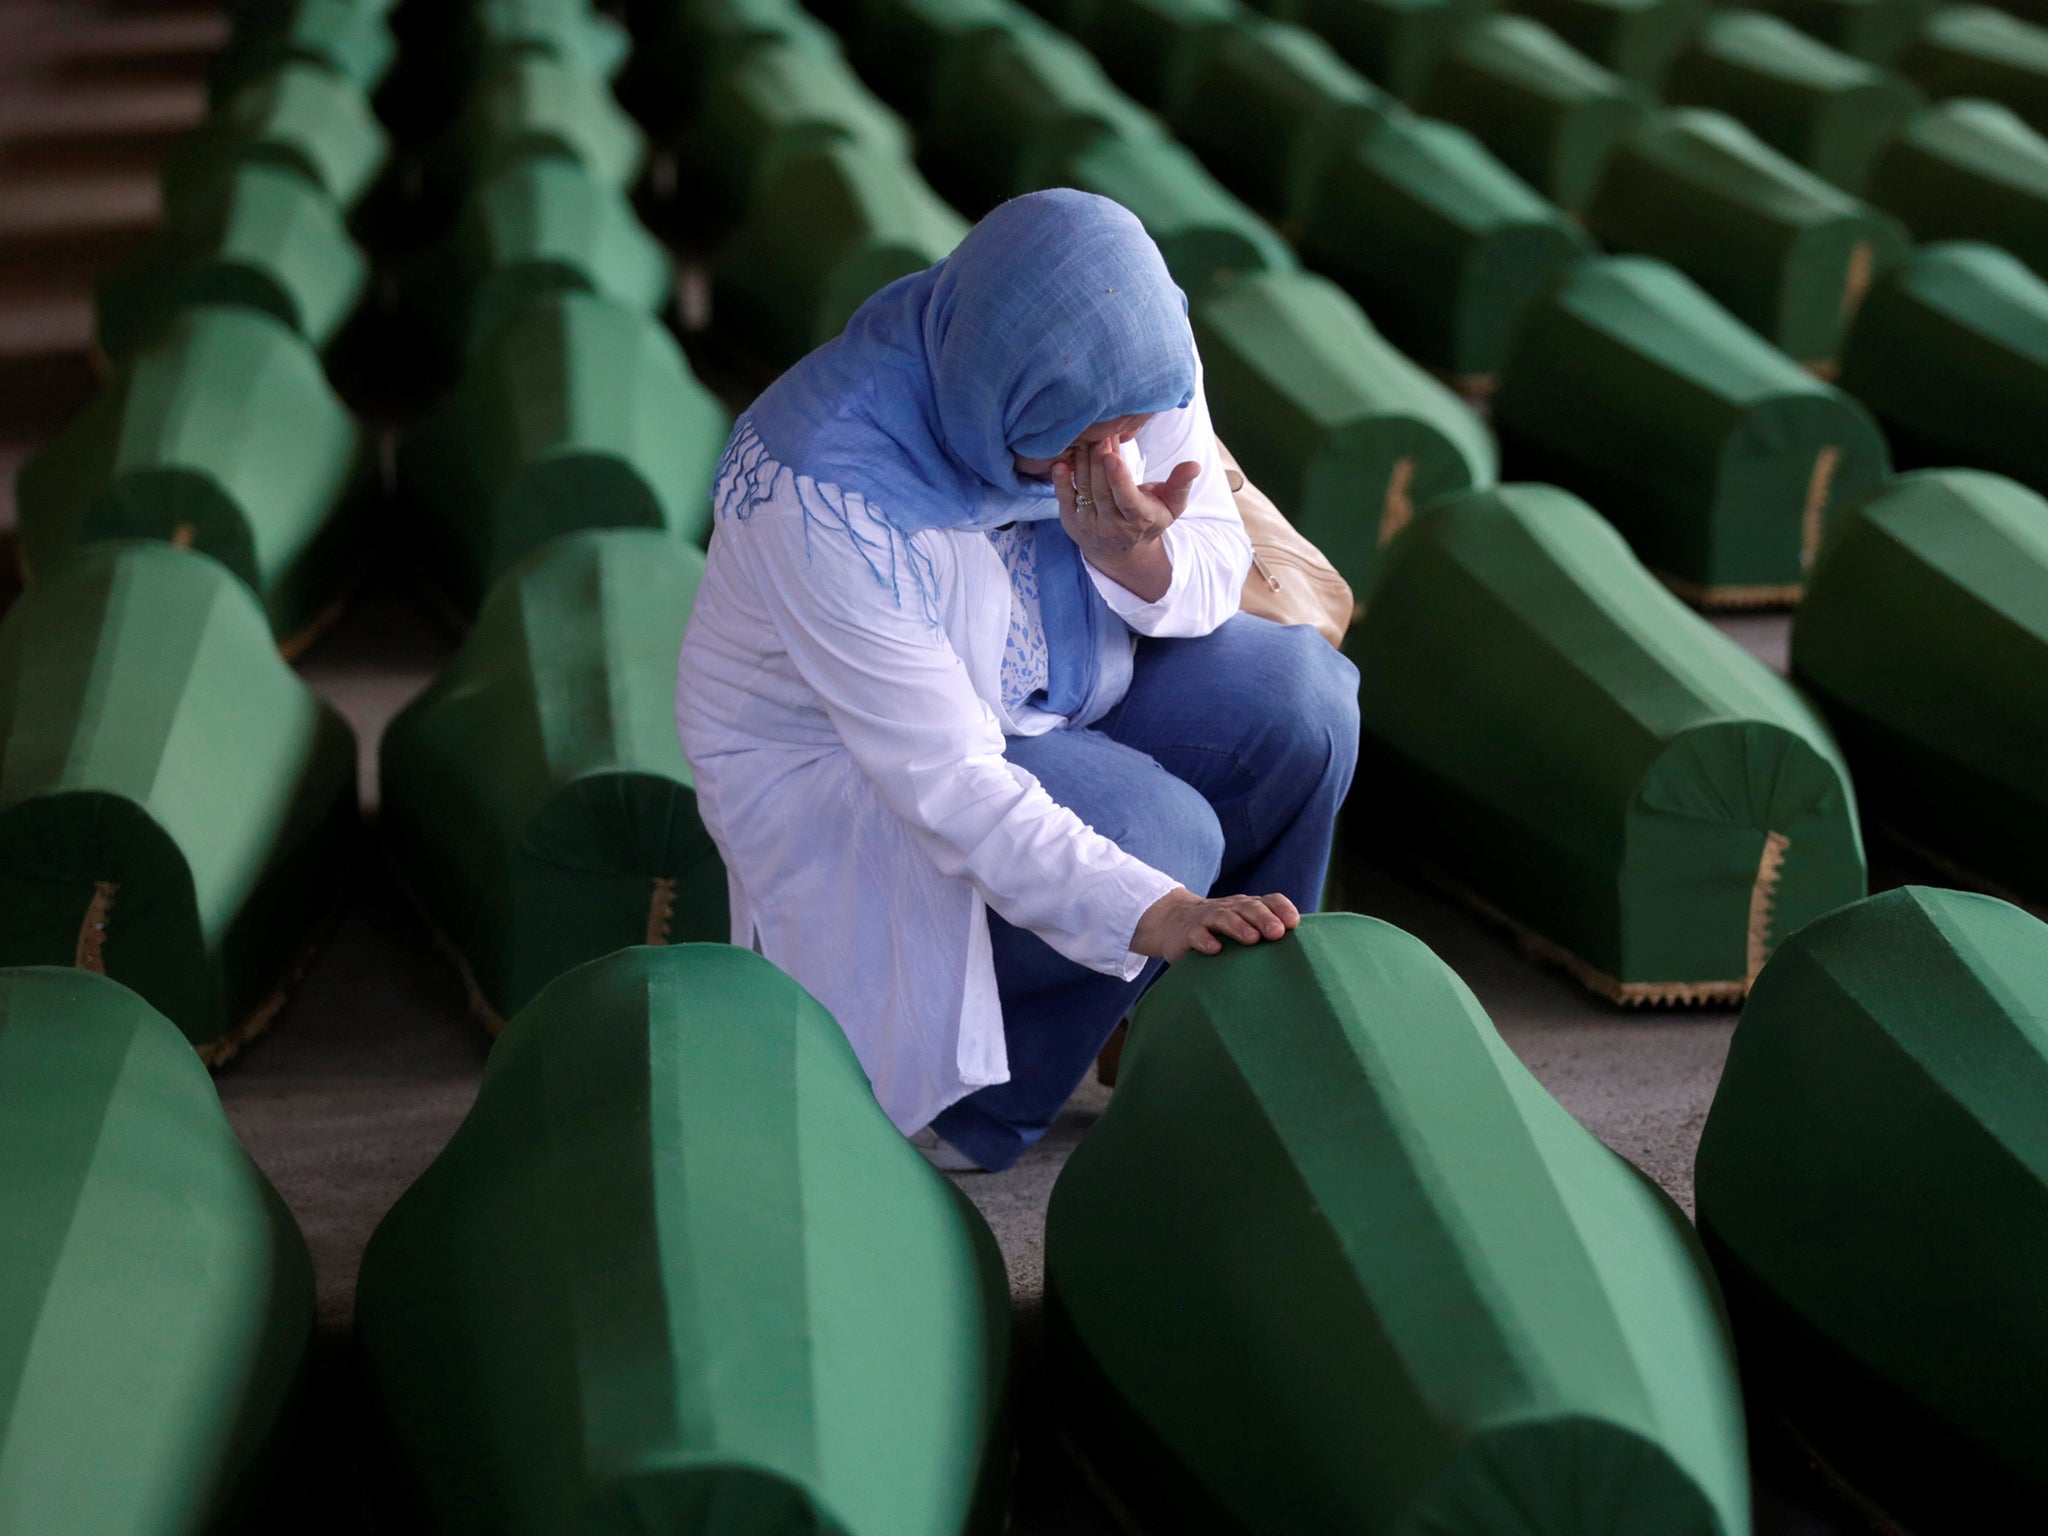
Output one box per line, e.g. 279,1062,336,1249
1265,892,1303,928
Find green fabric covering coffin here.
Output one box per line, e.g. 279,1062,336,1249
426,54,647,203
1867,99,2048,276
1791,470,2048,899
355,943,1012,1536
1059,0,1237,107
1839,242,2048,481
1513,0,1705,86
1740,0,1936,62
621,0,843,132
716,139,970,366
1054,132,1297,297
162,62,391,214
381,532,725,1024
0,547,357,1058
1045,912,1751,1533
1296,109,1595,380
0,967,316,1532
1269,0,1501,100
684,39,914,215
1353,483,1865,999
1192,268,1498,595
1902,5,2048,130
1420,14,1650,212
1584,109,1908,368
926,20,1167,211
1493,256,1889,603
397,156,672,375
846,0,1026,118
1695,886,2048,1528
16,304,374,649
387,0,636,143
208,0,397,104
1666,11,1922,192
1161,13,1395,218
398,294,726,615
95,161,369,360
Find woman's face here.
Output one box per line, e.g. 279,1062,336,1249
1012,414,1154,480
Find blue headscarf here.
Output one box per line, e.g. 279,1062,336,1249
717,189,1197,720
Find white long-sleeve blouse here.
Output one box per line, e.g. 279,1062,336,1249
674,376,1253,1133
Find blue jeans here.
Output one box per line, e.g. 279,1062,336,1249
931,614,1360,1172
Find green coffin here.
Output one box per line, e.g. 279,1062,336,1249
388,0,636,142
926,21,1168,211
1695,885,2048,1528
685,39,913,214
1354,482,1865,999
427,54,647,200
846,0,1026,118
1051,131,1297,297
1420,14,1650,212
397,156,672,375
1061,0,1237,107
0,966,315,1531
1296,109,1594,380
1665,12,1923,192
1740,0,1936,61
1045,911,1751,1532
381,532,724,1024
1512,0,1705,86
1867,99,2048,277
208,0,397,104
1272,0,1500,99
162,62,391,214
1191,268,1498,595
1161,13,1395,218
716,139,970,366
398,293,726,616
1790,469,2048,899
1839,242,2048,482
354,942,1012,1536
16,303,374,648
96,161,369,361
622,0,843,133
1493,256,1890,603
1584,108,1908,368
1902,4,2048,131
0,546,357,1058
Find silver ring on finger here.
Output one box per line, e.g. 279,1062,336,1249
1074,494,1095,509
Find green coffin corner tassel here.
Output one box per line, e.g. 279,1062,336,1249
1492,256,1889,604
1192,268,1498,596
1061,0,1238,108
1420,14,1651,214
1867,99,2048,278
381,531,726,1025
397,156,673,376
162,62,392,214
847,0,1030,120
1790,469,2048,901
207,0,398,105
426,53,648,203
1296,108,1595,382
95,160,370,362
1902,4,2048,132
1665,11,1923,193
354,943,1013,1536
397,293,727,616
1738,0,1937,63
1161,13,1396,219
1053,131,1298,298
684,39,914,217
0,966,316,1531
1584,108,1908,370
1351,481,1865,999
1512,0,1707,88
1695,885,2048,1528
1044,911,1752,1533
1839,242,2048,482
715,138,970,367
0,546,357,1059
17,303,375,649
926,19,1169,212
621,0,844,134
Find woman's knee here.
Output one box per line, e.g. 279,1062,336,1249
1118,769,1225,896
1242,620,1362,781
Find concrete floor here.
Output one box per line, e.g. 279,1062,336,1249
0,2,1893,1530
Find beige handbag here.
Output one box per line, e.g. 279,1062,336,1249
1218,440,1356,649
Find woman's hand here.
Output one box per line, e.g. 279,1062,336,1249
1131,887,1302,962
1058,434,1201,603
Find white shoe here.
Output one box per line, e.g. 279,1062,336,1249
910,1126,985,1173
